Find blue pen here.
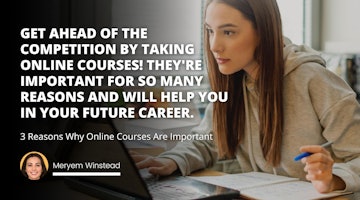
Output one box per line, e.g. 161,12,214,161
293,141,333,161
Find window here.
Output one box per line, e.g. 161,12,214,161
277,0,321,49
277,0,305,45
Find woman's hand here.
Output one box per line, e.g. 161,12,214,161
300,145,345,193
129,150,178,176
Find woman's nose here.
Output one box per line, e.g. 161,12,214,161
210,35,223,53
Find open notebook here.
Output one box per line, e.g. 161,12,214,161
189,171,352,200
62,139,240,200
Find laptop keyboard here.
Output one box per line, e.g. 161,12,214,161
146,178,206,200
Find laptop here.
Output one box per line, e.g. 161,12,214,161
62,138,240,200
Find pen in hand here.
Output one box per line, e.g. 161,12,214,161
293,141,333,161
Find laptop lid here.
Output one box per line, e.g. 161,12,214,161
63,140,152,200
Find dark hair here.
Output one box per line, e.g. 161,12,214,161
204,0,284,166
21,153,48,179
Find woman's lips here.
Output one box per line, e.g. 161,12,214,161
216,58,230,64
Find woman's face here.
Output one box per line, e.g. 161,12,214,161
205,2,259,77
25,156,43,180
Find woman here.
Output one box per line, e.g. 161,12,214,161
21,152,47,180
131,0,360,195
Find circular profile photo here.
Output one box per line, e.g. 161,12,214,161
20,151,49,180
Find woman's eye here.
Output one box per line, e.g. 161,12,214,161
224,31,234,36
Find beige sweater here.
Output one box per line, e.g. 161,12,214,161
159,42,360,194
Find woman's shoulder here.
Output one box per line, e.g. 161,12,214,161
283,41,326,77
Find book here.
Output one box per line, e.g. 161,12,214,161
188,171,352,200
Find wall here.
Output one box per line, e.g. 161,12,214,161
321,0,360,53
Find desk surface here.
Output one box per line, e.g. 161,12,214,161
18,169,353,200
127,148,354,200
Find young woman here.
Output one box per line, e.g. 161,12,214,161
131,0,360,195
21,152,47,180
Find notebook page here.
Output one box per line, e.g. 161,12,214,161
188,172,298,190
241,180,352,200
